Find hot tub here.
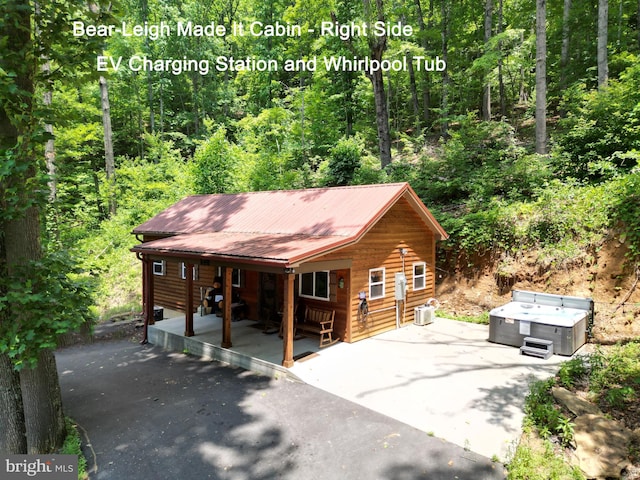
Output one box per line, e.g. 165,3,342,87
488,290,593,355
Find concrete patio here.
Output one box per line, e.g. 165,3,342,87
149,312,578,461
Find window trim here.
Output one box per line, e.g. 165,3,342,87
369,267,385,300
179,262,198,280
413,262,427,291
232,268,242,287
298,271,330,301
152,260,165,276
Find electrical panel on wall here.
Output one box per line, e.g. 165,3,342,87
394,273,407,300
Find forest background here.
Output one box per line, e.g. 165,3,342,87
1,0,640,456
45,0,640,321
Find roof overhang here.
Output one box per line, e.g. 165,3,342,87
130,231,356,269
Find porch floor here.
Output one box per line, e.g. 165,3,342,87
148,312,321,380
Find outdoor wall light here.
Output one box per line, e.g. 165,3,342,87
338,277,345,289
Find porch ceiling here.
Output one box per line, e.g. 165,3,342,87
131,231,353,268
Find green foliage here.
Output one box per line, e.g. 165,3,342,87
325,136,362,186
437,310,489,325
610,170,640,261
556,60,640,181
0,252,95,370
111,143,193,225
507,437,585,480
587,343,640,409
192,127,236,194
523,378,574,447
557,357,588,389
60,418,88,480
416,116,545,205
513,345,640,477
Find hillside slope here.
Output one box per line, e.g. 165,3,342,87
435,235,640,344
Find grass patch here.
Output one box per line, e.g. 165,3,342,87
59,418,88,480
100,301,142,322
437,310,490,325
507,429,585,480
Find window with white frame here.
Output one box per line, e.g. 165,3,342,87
152,260,165,276
180,262,198,280
232,268,242,287
369,268,385,300
413,262,426,291
298,271,330,300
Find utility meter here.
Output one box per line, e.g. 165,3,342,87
394,273,407,300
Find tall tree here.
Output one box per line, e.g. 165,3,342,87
1,0,97,454
482,0,493,121
535,0,547,154
440,0,450,137
560,0,572,90
496,0,506,116
0,0,39,454
100,75,117,216
597,0,608,88
363,0,392,168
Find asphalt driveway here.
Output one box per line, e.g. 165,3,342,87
56,340,505,480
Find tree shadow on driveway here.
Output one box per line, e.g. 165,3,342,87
56,340,506,480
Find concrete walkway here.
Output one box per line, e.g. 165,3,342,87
290,319,571,460
149,314,574,461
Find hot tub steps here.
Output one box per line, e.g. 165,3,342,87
520,337,554,360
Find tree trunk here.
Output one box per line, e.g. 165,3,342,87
497,0,506,117
100,75,116,216
363,0,392,168
560,0,572,90
483,0,493,121
440,0,450,137
20,350,66,453
535,0,547,154
407,52,421,134
414,0,432,127
370,68,392,168
0,0,68,455
597,0,608,88
35,1,56,204
0,353,27,453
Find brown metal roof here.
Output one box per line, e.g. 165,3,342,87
131,183,448,267
132,232,350,267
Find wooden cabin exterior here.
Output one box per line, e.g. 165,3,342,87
131,183,448,367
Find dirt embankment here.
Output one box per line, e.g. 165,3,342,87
435,235,640,344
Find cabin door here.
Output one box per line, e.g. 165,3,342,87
259,272,279,325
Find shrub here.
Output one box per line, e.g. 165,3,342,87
325,137,362,186
588,342,640,408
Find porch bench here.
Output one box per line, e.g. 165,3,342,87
296,306,337,348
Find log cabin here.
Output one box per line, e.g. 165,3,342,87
131,182,448,367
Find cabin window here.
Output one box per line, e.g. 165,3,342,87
232,268,242,287
180,263,198,280
152,261,165,276
369,268,385,300
299,271,330,301
413,262,426,291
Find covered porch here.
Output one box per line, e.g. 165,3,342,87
148,310,325,379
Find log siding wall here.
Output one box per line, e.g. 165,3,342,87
312,198,436,342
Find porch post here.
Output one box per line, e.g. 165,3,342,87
185,262,195,337
282,272,295,368
221,266,232,348
142,256,155,344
